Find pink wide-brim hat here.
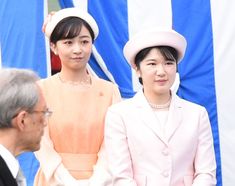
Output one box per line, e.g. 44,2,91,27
123,28,187,68
45,8,99,39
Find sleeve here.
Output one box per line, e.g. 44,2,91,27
34,125,78,186
35,80,78,186
86,143,113,186
104,107,137,186
192,107,217,186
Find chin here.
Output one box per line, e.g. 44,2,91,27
154,88,169,95
32,143,41,152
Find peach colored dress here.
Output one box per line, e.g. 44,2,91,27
34,74,121,186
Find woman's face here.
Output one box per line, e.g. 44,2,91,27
137,48,177,96
51,25,93,71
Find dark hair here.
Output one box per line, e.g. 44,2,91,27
134,46,178,84
50,17,95,44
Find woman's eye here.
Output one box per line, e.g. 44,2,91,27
64,40,72,45
147,62,156,66
81,40,89,45
165,61,175,65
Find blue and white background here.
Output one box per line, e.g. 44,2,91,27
1,0,235,185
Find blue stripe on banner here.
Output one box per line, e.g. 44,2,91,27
89,53,110,81
58,0,74,8
0,1,47,186
88,0,135,98
0,0,47,186
172,1,222,185
0,0,47,78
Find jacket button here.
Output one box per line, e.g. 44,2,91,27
162,171,169,177
162,148,169,156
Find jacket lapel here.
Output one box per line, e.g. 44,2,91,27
133,91,183,144
133,91,167,144
164,94,183,142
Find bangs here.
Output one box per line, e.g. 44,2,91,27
58,18,83,39
134,46,178,68
159,46,178,62
50,17,95,43
50,17,82,43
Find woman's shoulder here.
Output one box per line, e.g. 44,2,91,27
38,74,58,89
92,77,119,91
92,76,114,86
175,95,207,112
108,96,133,110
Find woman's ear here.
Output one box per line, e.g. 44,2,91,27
50,43,58,55
136,72,141,78
135,67,141,78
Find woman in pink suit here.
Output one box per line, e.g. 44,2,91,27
34,8,121,186
104,28,216,186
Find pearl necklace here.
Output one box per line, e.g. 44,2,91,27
148,97,171,110
57,73,91,86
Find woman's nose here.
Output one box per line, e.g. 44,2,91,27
72,43,82,53
155,64,165,76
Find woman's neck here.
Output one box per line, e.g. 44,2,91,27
144,90,172,109
59,68,89,80
58,69,91,85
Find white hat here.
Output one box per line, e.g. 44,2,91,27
45,8,99,39
123,28,187,68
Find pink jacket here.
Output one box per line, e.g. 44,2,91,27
105,91,216,186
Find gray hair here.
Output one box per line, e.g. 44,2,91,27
0,68,40,128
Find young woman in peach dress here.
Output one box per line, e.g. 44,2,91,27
34,8,121,186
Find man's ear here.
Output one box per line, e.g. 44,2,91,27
13,111,27,131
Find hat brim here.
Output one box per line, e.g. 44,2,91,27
45,8,99,39
123,28,187,68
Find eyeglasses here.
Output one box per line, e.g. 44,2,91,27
30,108,53,118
